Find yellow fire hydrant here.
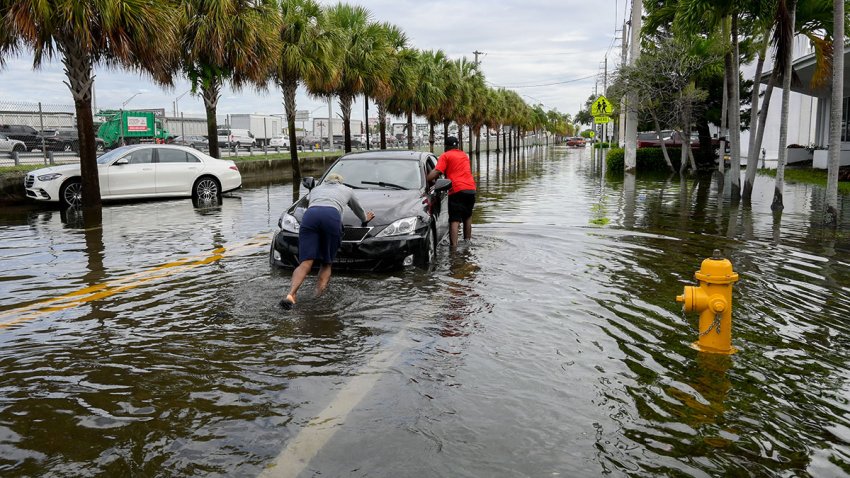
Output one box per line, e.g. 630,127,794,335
676,249,739,354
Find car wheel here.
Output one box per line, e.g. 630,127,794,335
59,179,82,208
193,176,220,203
416,224,436,269
12,144,24,153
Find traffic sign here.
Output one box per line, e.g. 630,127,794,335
592,95,613,116
588,131,596,138
594,115,610,124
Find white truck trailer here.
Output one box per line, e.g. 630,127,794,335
229,114,282,147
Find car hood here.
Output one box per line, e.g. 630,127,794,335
28,164,81,176
290,189,426,227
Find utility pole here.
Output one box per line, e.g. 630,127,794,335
624,0,641,172
473,50,484,66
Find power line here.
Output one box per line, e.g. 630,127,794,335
488,74,598,89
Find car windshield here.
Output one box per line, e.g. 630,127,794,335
96,146,135,164
216,129,229,136
324,159,421,190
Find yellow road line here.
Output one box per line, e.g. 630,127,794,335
0,234,270,329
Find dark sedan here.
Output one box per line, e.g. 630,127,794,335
37,129,105,152
270,150,452,271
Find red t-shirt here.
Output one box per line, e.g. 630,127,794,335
435,149,476,194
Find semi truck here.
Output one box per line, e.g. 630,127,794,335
228,114,281,147
96,110,170,149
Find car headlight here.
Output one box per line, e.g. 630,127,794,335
280,213,300,233
37,173,63,181
376,216,419,237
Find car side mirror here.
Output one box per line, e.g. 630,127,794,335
302,176,316,190
114,158,128,166
434,178,452,192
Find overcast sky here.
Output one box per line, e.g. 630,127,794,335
0,0,627,126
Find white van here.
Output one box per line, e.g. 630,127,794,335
217,128,255,148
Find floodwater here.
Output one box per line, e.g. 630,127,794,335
1,147,850,477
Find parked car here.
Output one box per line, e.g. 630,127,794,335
172,135,209,150
23,144,241,207
37,128,105,152
0,133,27,152
216,128,255,148
637,130,698,148
269,136,290,148
566,136,586,147
0,124,41,151
270,150,452,271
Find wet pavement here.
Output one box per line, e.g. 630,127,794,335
1,146,849,477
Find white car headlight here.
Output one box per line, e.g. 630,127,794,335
280,213,300,233
376,216,419,237
37,173,63,181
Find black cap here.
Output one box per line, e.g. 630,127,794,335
445,136,459,150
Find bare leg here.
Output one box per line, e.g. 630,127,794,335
463,217,472,241
449,221,460,249
315,263,333,297
285,259,314,306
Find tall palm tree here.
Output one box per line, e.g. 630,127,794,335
274,0,336,181
0,0,178,208
324,4,388,153
825,0,844,224
418,50,448,152
372,23,414,150
181,0,281,160
772,0,797,211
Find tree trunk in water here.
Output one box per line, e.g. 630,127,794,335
678,129,689,175
773,0,797,211
281,80,301,181
653,113,674,172
475,126,481,154
752,69,779,173
742,33,770,202
728,15,742,201
379,101,388,150
468,125,473,153
443,120,449,143
826,0,844,225
202,80,222,159
718,64,728,174
60,42,100,208
429,121,435,152
407,111,414,149
502,129,507,152
340,93,352,153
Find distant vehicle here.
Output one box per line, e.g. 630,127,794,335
96,110,170,149
229,114,281,147
637,130,700,148
172,135,209,150
270,150,452,271
0,124,41,151
217,128,255,148
269,136,290,148
23,144,241,208
38,128,105,152
566,137,586,147
0,133,26,152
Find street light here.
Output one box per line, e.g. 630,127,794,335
121,91,143,109
173,89,191,117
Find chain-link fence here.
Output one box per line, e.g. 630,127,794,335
0,100,79,166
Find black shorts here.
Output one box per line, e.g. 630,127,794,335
448,190,476,222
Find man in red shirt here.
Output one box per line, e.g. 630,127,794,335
426,136,476,248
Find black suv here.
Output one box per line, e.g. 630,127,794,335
37,128,105,152
0,124,40,151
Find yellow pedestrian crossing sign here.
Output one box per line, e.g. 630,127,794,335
592,95,613,116
594,115,610,124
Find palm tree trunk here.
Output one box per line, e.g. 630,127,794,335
429,120,435,152
728,15,742,201
718,45,728,173
364,95,370,150
742,33,771,202
339,93,353,153
378,100,388,150
407,111,414,149
468,125,473,153
201,79,222,159
458,124,464,151
752,69,779,171
443,120,449,140
826,0,844,224
502,128,507,152
281,80,301,181
59,42,101,208
773,0,797,211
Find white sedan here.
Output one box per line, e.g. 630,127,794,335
0,133,26,152
24,144,242,207
268,136,290,148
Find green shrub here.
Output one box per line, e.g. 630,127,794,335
606,147,682,173
593,142,611,149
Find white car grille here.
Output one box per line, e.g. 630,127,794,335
24,174,34,188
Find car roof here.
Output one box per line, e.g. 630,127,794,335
339,150,431,161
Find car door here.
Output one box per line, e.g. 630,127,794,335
105,147,157,197
425,155,450,239
155,147,201,194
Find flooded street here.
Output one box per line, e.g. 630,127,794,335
2,146,850,477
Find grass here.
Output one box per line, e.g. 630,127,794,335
758,168,850,194
0,164,43,175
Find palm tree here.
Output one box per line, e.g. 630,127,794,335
324,4,388,153
372,23,414,150
0,0,178,208
418,50,449,152
181,0,281,160
772,0,797,211
825,0,844,224
274,0,336,181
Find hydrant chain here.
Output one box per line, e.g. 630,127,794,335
698,313,722,338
